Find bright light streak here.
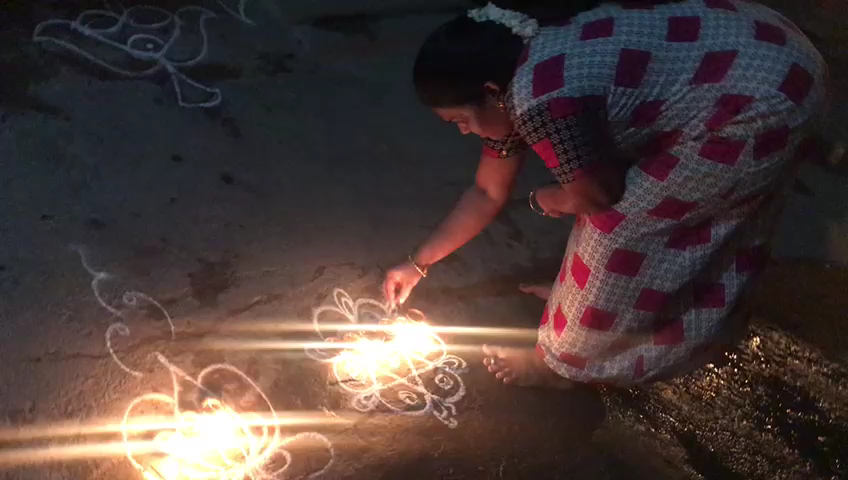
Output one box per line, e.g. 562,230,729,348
329,316,443,389
0,413,348,443
204,339,483,355
217,322,538,340
202,324,538,355
0,441,160,465
120,357,335,480
72,247,336,479
302,289,468,428
133,397,268,480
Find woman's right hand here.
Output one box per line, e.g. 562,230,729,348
383,261,425,309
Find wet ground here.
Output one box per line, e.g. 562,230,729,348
1,0,847,479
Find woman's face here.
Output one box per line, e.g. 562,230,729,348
433,93,513,141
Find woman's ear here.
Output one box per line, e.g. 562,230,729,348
483,81,502,99
483,81,506,112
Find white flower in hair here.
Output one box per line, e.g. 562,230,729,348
468,3,540,41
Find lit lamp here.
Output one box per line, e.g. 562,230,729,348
330,314,443,387
132,399,271,480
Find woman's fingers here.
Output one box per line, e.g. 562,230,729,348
383,271,409,307
384,263,424,308
398,282,414,305
383,277,396,306
384,272,404,308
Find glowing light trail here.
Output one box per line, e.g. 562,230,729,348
119,355,335,480
72,247,335,479
218,322,539,339
0,413,346,442
305,289,468,428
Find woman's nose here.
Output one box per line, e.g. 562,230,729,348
457,124,471,135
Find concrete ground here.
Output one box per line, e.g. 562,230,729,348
0,0,846,479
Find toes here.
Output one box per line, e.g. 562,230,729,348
518,284,552,300
482,344,506,359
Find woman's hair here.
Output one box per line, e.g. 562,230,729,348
413,1,678,108
413,14,526,108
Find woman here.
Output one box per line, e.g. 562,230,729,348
383,0,827,388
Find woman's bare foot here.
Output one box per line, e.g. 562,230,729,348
482,345,574,389
518,283,552,300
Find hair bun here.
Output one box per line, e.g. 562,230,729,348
468,3,540,40
471,0,603,24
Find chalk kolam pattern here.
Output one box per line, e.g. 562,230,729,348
215,0,256,25
73,244,176,377
73,245,334,479
306,289,468,428
33,0,254,108
126,355,333,480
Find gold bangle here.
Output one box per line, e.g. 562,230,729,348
408,255,428,278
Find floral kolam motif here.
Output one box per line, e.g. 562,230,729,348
124,355,333,480
73,246,334,479
306,289,468,428
33,0,255,107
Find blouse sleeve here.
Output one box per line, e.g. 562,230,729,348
514,95,612,185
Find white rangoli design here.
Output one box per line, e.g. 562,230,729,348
73,245,334,479
306,289,468,428
33,0,255,108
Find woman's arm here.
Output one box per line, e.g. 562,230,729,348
412,151,524,268
516,94,627,216
534,161,627,215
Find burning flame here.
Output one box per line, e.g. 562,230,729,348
330,315,444,390
124,356,334,480
139,399,272,480
305,289,468,427
72,247,334,479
